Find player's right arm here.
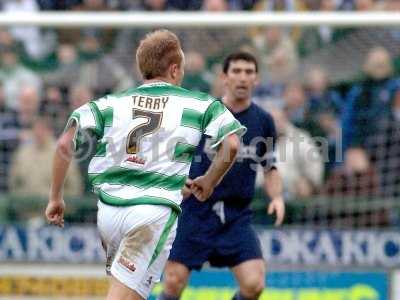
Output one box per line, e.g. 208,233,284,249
46,125,76,227
46,101,102,226
191,133,240,201
190,100,246,201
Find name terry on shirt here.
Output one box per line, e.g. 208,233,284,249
132,95,169,110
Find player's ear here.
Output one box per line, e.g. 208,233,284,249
170,63,179,80
220,71,228,84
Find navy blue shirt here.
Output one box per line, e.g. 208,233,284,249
186,102,277,212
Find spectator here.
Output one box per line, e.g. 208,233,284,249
37,0,81,10
283,81,307,126
9,117,82,198
305,66,342,173
0,83,20,192
264,27,298,84
42,44,79,90
210,64,225,98
182,51,211,93
228,0,260,10
259,0,305,11
57,0,115,47
119,0,202,10
306,66,342,117
2,0,46,59
0,46,42,110
170,0,203,10
282,81,328,152
382,0,400,10
297,0,352,57
0,29,17,50
203,0,229,10
0,30,34,70
44,36,133,96
367,89,400,197
322,147,388,227
320,0,337,10
302,0,320,10
78,32,104,61
253,27,298,101
79,0,109,10
354,0,377,10
39,86,70,136
17,85,40,142
323,147,379,197
77,33,134,96
342,47,400,150
117,0,168,10
258,105,324,200
142,0,170,10
70,84,93,110
203,0,258,10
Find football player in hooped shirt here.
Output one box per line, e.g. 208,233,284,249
159,52,285,300
46,30,245,300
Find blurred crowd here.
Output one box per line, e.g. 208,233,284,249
0,1,399,217
0,0,400,11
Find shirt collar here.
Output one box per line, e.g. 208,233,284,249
139,81,172,88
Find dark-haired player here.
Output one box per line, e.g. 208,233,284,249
158,52,285,300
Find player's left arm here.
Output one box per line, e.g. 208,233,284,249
260,110,285,226
264,168,285,226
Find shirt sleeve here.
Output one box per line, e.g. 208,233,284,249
202,100,247,149
65,102,104,151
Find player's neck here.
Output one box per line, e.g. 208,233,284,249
222,96,251,114
143,77,175,86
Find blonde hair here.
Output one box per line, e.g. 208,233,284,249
136,29,183,80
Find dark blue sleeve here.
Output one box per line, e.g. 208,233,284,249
258,109,277,169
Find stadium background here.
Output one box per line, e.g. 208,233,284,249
0,0,400,299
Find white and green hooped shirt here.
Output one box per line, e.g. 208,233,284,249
67,82,246,213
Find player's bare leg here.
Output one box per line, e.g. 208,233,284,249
231,259,266,300
107,276,144,300
158,261,191,299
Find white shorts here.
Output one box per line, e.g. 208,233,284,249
97,201,178,299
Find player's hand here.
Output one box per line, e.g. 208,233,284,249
181,178,193,200
191,176,214,202
268,196,285,226
45,198,65,228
